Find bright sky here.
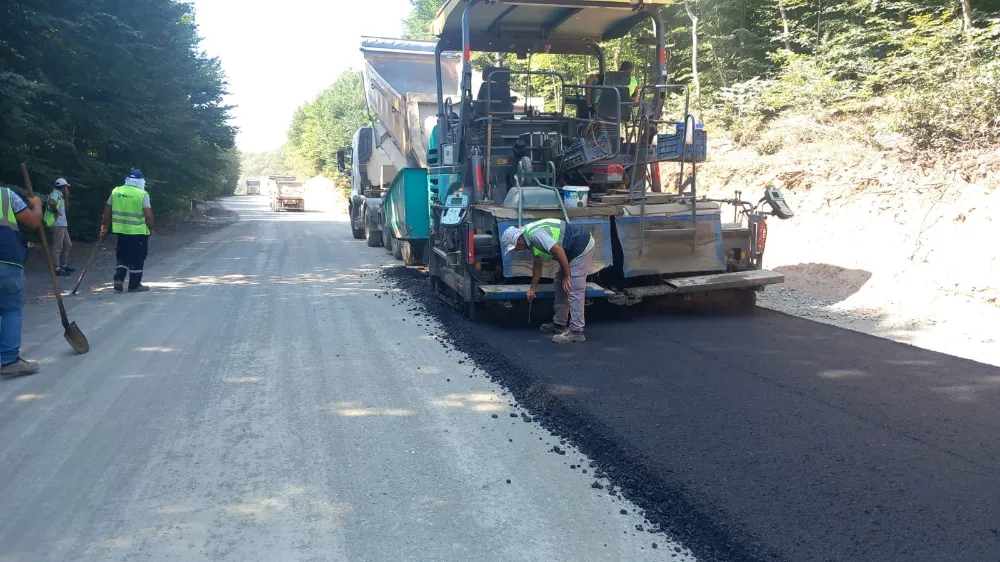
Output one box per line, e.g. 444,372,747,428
192,0,413,153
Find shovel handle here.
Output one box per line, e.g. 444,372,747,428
20,163,71,329
71,230,105,295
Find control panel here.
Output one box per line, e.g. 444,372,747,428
764,187,794,219
441,193,469,226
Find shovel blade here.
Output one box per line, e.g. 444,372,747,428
64,322,90,354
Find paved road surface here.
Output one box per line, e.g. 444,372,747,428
0,198,683,561
388,260,1000,561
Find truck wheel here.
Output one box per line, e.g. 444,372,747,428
365,216,382,247
394,238,405,261
384,230,394,255
350,209,365,239
401,242,418,266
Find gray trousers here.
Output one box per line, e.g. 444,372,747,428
50,226,72,268
553,246,594,332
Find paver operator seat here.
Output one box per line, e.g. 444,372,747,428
476,66,515,115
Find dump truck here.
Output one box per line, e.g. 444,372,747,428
338,37,462,258
270,175,305,211
246,179,261,195
351,0,795,318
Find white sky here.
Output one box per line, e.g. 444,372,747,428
192,0,413,152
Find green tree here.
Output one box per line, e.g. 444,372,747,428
0,0,237,238
285,71,368,179
403,0,445,40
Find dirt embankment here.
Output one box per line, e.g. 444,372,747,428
686,117,1000,364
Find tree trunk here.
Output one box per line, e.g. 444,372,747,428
684,1,701,108
778,1,792,53
960,0,974,32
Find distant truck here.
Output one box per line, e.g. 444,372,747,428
246,179,261,195
270,176,305,211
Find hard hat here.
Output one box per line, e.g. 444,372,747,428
501,226,525,255
54,177,70,188
127,169,144,180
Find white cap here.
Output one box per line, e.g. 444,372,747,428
54,177,70,187
501,226,525,255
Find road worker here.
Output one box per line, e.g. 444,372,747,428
619,61,639,102
100,169,154,293
0,185,43,376
46,177,74,276
501,218,596,344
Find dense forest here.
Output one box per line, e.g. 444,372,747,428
276,0,998,188
0,1,239,237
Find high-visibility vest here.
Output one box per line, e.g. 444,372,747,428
523,218,565,260
0,188,19,233
628,76,638,98
1,187,26,267
110,185,150,235
43,190,62,228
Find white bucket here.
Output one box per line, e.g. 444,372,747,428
562,185,590,208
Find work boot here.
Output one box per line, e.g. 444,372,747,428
1,358,40,377
129,285,150,293
113,280,124,293
539,322,567,334
62,265,76,272
55,267,71,276
552,330,586,344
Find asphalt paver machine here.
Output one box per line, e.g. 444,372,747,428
422,0,794,318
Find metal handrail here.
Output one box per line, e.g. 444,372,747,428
515,160,569,227
563,84,623,162
485,69,566,117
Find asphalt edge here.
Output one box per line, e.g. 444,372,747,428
379,265,784,562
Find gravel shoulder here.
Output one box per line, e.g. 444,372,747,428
0,197,687,561
21,201,240,303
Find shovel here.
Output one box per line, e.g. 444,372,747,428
70,229,105,296
20,163,90,354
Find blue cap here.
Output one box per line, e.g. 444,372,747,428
127,169,144,180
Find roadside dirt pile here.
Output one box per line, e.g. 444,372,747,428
302,175,347,215
687,119,1000,364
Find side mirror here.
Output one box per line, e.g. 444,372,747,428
336,150,347,173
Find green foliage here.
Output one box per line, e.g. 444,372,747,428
755,131,785,155
402,0,444,40
389,0,1000,153
0,0,237,238
240,147,292,179
284,71,368,182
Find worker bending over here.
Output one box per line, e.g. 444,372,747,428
0,185,43,376
101,169,154,293
501,219,595,344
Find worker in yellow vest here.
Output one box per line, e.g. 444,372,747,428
46,177,74,276
1,185,43,376
619,61,639,102
501,219,596,344
100,169,154,293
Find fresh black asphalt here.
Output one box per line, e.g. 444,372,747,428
384,266,1000,562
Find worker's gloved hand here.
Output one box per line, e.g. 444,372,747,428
562,276,571,294
526,287,536,302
